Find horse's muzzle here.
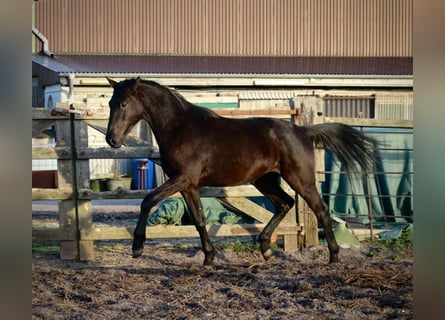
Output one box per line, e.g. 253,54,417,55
106,135,123,148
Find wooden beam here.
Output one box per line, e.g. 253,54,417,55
32,147,72,159
32,108,70,120
220,197,273,224
78,186,270,200
32,188,73,200
81,223,302,241
214,109,299,117
324,117,413,128
32,228,76,242
32,146,160,161
76,146,160,159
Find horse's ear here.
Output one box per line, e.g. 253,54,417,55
135,77,141,85
106,77,117,88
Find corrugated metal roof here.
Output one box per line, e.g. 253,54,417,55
32,55,413,76
32,55,78,73
34,0,412,56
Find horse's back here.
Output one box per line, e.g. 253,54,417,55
187,116,313,185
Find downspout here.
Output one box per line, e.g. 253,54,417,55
32,26,54,57
67,73,75,103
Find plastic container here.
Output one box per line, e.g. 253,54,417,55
130,158,155,190
107,176,132,191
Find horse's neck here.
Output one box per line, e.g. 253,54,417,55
140,84,187,145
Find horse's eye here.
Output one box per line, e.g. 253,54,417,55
120,102,127,109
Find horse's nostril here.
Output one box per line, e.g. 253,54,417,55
107,136,122,148
106,136,116,146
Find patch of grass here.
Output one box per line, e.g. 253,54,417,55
95,243,127,253
218,240,260,253
367,228,413,260
32,241,60,254
216,240,281,254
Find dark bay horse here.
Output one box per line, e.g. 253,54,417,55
105,77,377,266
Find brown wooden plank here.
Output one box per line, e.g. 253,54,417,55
78,186,272,200
214,109,299,116
298,195,319,246
32,188,73,200
32,228,75,242
32,108,70,120
31,146,159,160
75,120,95,260
220,197,273,224
81,224,301,241
293,96,321,248
32,147,72,159
56,118,79,260
324,117,413,128
76,147,160,159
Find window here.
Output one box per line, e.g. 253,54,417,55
323,95,375,118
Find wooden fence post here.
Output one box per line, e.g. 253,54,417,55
278,99,300,253
54,110,94,260
281,181,299,252
293,96,325,247
73,113,94,261
55,118,78,259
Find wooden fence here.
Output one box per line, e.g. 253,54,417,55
32,98,413,261
32,103,305,261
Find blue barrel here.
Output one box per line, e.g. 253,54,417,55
130,159,154,190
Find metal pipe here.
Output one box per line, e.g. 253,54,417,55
67,73,75,102
32,26,54,57
361,126,375,240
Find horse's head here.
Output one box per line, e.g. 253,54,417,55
105,77,145,148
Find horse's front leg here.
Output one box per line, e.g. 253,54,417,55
181,188,215,266
132,177,186,258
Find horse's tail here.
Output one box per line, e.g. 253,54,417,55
304,122,378,178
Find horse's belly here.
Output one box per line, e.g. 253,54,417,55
198,157,278,186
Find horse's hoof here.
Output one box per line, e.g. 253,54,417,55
262,248,273,261
202,262,215,269
132,248,143,258
203,253,215,266
329,256,340,264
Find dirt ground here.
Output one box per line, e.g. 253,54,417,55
32,201,413,319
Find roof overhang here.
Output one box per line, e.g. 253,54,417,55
69,73,412,88
33,55,413,88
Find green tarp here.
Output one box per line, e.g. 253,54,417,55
321,127,413,226
148,197,255,226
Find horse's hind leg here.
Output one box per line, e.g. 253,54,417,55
284,173,340,263
181,188,215,266
253,173,295,261
300,186,340,263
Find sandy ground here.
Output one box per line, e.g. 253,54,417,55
32,200,413,319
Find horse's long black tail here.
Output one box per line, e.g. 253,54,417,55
304,123,378,178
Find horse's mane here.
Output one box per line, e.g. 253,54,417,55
139,79,219,119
